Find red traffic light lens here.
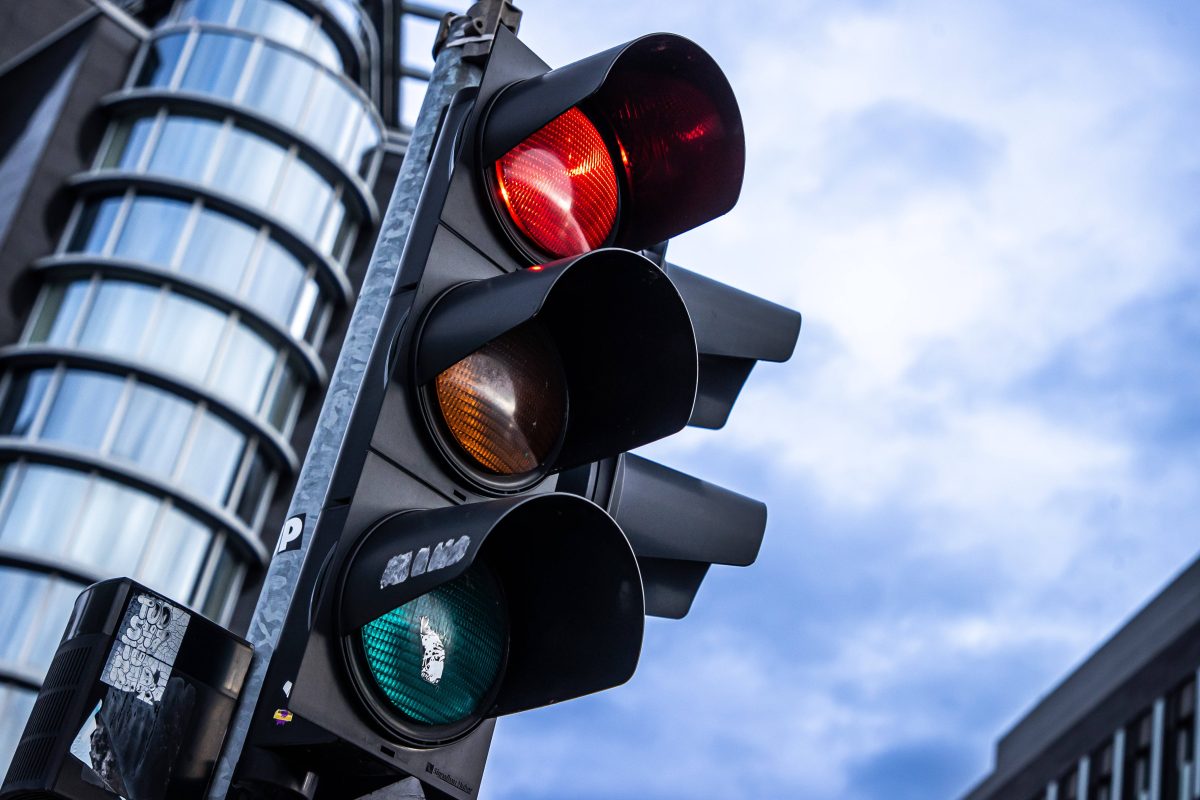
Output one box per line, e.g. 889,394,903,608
494,107,619,260
434,323,566,477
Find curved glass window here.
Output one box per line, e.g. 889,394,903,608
101,112,359,263
134,29,381,178
0,567,84,674
178,413,244,502
320,0,367,44
71,478,159,571
0,367,279,529
173,0,344,72
215,127,287,208
236,448,274,526
148,115,222,183
0,371,51,438
101,117,156,171
248,240,305,323
210,324,277,410
0,460,243,620
0,462,193,587
180,203,257,287
0,682,38,768
139,506,212,601
274,159,334,240
68,196,122,253
27,283,87,345
62,194,331,347
137,31,187,87
243,43,315,127
305,24,341,71
40,371,124,450
143,291,226,380
115,195,190,266
77,280,158,354
112,382,194,475
201,542,243,620
26,278,306,439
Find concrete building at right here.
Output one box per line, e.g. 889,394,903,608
962,558,1200,800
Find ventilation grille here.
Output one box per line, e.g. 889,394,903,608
3,645,91,788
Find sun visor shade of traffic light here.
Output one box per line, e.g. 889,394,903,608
414,248,699,481
480,33,745,261
560,453,767,619
662,263,803,429
337,493,644,743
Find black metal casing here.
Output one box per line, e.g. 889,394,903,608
0,579,252,800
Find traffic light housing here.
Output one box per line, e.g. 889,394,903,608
231,24,799,800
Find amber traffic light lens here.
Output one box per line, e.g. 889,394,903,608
434,324,566,476
494,107,619,260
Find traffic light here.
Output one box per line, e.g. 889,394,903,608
230,24,799,800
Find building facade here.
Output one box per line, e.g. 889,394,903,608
963,557,1200,800
0,0,445,768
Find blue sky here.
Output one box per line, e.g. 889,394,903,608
410,2,1200,797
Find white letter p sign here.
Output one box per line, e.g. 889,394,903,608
274,515,305,556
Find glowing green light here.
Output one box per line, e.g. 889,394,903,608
359,564,506,726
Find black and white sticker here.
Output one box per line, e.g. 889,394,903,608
380,536,471,589
418,617,446,684
100,594,190,705
275,514,305,555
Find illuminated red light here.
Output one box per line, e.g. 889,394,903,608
494,107,619,260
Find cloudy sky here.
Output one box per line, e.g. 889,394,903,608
410,2,1200,797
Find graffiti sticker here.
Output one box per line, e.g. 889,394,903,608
100,593,190,705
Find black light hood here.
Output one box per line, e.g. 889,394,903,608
415,249,698,470
339,493,644,716
480,33,746,251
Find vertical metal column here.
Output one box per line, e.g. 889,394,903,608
1114,728,1127,800
1194,667,1200,800
1152,697,1166,800
205,11,485,798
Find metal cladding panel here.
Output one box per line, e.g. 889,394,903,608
0,10,141,334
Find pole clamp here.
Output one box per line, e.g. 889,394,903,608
432,0,522,63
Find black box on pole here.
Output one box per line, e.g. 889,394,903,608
0,578,252,800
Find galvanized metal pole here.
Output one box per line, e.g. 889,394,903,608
205,13,485,798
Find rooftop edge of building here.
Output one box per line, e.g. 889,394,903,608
963,551,1200,799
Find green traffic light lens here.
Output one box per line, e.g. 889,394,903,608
358,563,507,727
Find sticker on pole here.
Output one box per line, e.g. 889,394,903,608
275,513,305,555
100,593,191,705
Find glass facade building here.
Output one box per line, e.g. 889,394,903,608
0,0,446,767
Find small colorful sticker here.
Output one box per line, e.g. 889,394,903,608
273,709,293,725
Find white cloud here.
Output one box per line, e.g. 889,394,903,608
650,0,1198,575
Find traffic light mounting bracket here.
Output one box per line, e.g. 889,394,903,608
433,0,522,64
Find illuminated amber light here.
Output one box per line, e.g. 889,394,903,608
494,107,619,259
434,324,566,476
